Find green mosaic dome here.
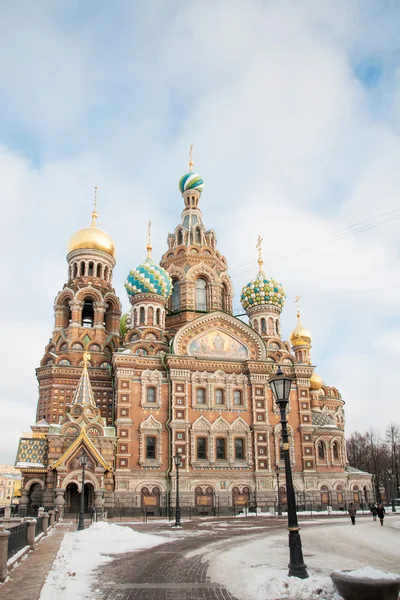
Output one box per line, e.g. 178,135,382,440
241,274,286,311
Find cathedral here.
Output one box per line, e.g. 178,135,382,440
15,157,372,516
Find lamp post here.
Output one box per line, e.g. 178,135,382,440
275,464,282,516
77,452,88,531
173,453,182,527
388,469,396,513
269,367,308,579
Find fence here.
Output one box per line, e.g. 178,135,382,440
7,522,29,560
35,517,44,537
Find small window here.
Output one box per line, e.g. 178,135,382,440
235,438,244,460
216,438,226,460
96,263,102,277
197,388,206,404
197,437,207,460
146,436,156,459
171,280,180,312
333,441,339,460
215,389,224,405
233,390,242,405
261,318,266,334
147,387,156,403
318,442,325,460
140,307,145,324
88,262,94,276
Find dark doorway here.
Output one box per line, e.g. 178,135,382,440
28,484,43,511
65,482,94,513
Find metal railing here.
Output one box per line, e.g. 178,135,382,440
7,522,29,560
35,516,44,537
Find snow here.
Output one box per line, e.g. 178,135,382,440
40,522,169,600
342,566,400,580
208,518,400,600
7,545,28,567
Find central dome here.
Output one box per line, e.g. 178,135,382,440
68,212,115,258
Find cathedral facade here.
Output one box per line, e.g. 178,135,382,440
15,164,372,516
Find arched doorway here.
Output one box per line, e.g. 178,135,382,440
195,486,214,513
320,486,329,506
141,487,160,515
65,482,94,513
28,484,43,513
232,486,250,508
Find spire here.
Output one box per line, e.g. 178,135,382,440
295,294,301,321
189,144,194,172
146,221,152,259
72,351,96,407
91,186,99,227
256,235,266,277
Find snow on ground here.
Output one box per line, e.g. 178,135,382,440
40,522,169,600
208,517,400,600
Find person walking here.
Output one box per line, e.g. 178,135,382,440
370,503,377,521
348,502,357,525
377,503,385,526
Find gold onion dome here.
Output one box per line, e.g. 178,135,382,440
290,310,312,347
68,188,116,258
310,372,323,391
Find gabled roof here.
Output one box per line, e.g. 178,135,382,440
72,355,95,407
49,430,112,471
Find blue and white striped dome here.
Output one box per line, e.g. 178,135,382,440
179,172,204,194
125,257,172,300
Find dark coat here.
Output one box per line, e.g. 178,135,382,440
377,506,385,519
348,505,357,517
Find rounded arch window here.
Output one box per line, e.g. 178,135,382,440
261,318,267,334
82,298,94,328
317,441,325,460
215,389,224,405
332,441,339,459
196,388,206,404
221,282,229,312
233,390,242,405
171,280,180,312
196,278,208,311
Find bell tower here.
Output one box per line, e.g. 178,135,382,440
160,148,234,330
36,189,122,425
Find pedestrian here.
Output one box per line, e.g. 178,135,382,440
377,503,385,526
348,502,357,525
370,503,377,521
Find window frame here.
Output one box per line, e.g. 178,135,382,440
233,390,242,406
216,437,226,460
235,438,245,460
197,437,207,460
146,387,156,403
215,389,225,405
196,387,206,405
195,277,208,311
145,436,156,459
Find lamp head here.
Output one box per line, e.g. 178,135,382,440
79,452,88,467
174,453,182,467
269,366,292,407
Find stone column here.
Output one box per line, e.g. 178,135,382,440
54,489,65,518
4,507,11,520
49,510,55,527
38,507,45,517
27,519,37,549
0,527,10,582
94,490,105,508
43,513,49,535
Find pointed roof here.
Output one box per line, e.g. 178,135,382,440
72,352,96,407
49,430,112,471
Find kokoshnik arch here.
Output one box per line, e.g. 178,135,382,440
15,157,372,516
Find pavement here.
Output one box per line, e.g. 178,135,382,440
0,522,71,600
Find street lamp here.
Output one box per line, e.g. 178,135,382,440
275,464,282,516
173,453,182,527
77,452,89,531
269,366,308,579
388,469,396,513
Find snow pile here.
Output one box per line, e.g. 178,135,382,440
343,566,400,580
40,522,169,600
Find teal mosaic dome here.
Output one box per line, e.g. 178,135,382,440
125,257,172,300
179,172,204,194
241,273,286,311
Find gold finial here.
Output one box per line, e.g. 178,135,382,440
83,351,91,367
256,235,264,270
91,186,99,226
295,294,301,319
189,144,194,172
146,220,152,259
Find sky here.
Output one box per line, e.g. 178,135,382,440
0,0,400,464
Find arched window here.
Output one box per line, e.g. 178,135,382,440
155,308,160,325
196,388,206,404
318,441,325,460
73,263,78,278
60,297,72,329
171,280,180,312
268,317,274,335
336,485,344,504
233,390,242,405
195,228,201,243
147,387,156,403
104,266,109,282
221,283,229,312
332,441,339,460
216,438,226,460
88,262,94,276
178,229,184,245
96,263,102,277
215,389,224,405
261,318,267,334
196,278,208,311
146,437,156,459
235,438,244,460
80,261,85,276
320,485,329,505
82,299,94,328
140,307,145,324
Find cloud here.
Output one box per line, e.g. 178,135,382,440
0,0,400,463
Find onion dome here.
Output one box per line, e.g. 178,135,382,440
120,313,129,336
310,372,323,391
179,172,204,194
125,226,172,300
290,310,312,347
68,189,115,258
240,236,285,311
